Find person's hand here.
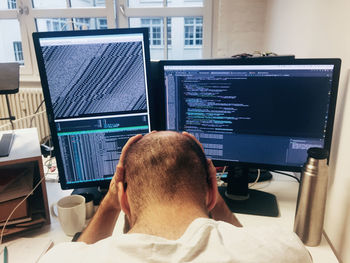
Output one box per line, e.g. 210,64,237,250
103,134,143,210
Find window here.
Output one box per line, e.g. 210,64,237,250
0,0,115,77
184,17,202,46
44,18,67,31
167,18,171,46
73,18,91,30
97,18,107,29
141,18,163,46
13,41,23,64
0,0,211,79
119,0,212,59
7,0,16,9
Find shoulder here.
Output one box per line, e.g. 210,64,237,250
187,218,312,263
39,238,114,263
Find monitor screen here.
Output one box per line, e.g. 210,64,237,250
162,59,341,172
33,28,151,189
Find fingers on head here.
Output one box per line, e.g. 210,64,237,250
119,134,143,164
182,131,204,152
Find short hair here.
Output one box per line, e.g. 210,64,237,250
123,131,209,217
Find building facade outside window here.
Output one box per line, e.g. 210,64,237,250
13,41,23,64
122,0,211,60
7,0,16,9
184,17,202,46
141,18,163,46
167,18,171,46
46,18,67,31
97,18,107,29
0,0,212,78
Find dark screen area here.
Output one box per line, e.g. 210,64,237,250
164,62,339,171
177,76,330,138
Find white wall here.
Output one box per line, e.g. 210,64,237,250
212,0,267,58
264,1,350,262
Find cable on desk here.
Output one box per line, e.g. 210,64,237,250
248,168,261,187
270,170,301,183
29,99,45,128
0,171,47,245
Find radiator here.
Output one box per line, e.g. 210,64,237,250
0,88,50,143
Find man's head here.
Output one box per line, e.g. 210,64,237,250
118,131,216,223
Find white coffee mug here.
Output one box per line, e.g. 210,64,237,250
50,195,86,236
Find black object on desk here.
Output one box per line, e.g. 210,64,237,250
219,166,279,217
0,63,19,157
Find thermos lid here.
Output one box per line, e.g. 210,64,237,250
307,147,329,159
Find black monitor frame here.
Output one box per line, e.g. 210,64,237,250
33,28,152,190
160,57,341,216
160,58,341,173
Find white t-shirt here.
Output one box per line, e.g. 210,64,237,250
40,218,312,263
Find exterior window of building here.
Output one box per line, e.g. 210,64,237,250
0,0,211,77
46,18,67,31
74,18,91,30
97,18,107,29
13,41,23,64
184,17,202,46
167,18,171,46
141,18,163,46
7,0,16,9
121,0,212,60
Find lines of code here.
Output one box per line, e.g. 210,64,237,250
56,114,149,183
165,66,334,167
178,76,251,133
42,41,146,118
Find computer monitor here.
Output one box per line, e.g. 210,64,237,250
161,58,341,216
33,28,151,192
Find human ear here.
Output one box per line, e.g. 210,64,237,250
206,160,218,211
118,181,131,218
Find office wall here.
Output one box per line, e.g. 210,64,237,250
264,1,350,262
212,0,267,58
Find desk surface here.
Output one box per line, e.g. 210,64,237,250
6,172,339,263
0,128,41,162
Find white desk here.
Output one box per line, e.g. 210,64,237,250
7,172,339,262
237,175,339,263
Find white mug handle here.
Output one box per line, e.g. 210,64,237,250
50,202,58,218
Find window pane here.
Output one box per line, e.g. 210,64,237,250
32,0,105,8
36,18,70,31
168,16,202,60
0,0,16,9
167,17,171,46
128,0,203,7
36,17,107,31
166,0,203,7
70,0,105,7
129,17,164,60
130,16,202,60
32,0,67,8
0,19,24,64
128,0,163,8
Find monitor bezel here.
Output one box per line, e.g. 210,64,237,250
160,57,341,172
33,28,152,190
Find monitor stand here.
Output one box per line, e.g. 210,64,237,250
219,166,279,217
72,186,108,205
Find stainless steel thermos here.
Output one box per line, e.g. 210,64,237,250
294,147,329,246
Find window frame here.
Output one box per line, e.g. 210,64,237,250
0,0,116,81
12,40,23,63
117,0,212,59
184,17,203,47
0,0,213,81
141,18,163,47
